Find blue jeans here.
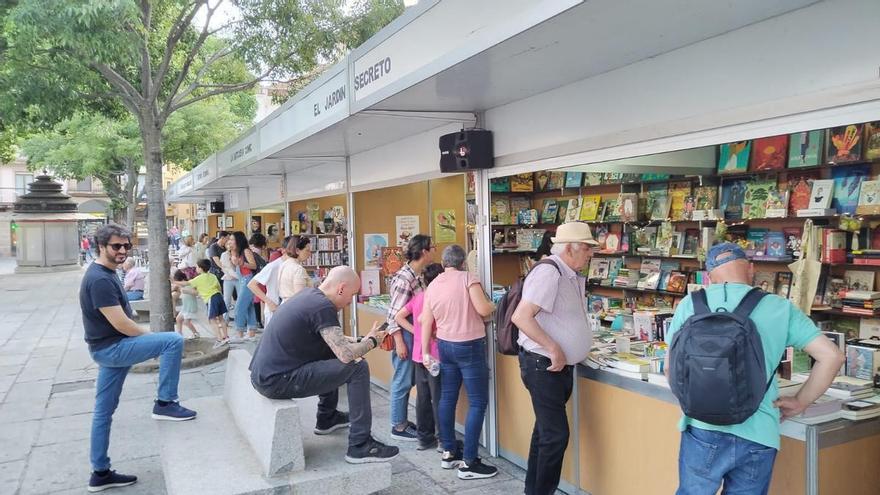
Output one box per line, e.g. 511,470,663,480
89,332,184,471
125,290,144,301
389,330,413,427
235,274,257,331
677,426,777,495
438,337,489,463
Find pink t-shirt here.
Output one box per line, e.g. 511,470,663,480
424,270,486,342
404,292,439,362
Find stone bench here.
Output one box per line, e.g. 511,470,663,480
129,299,150,322
156,350,391,495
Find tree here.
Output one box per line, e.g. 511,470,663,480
3,1,400,331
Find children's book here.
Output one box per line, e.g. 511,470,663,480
541,199,559,224
753,271,776,293
601,197,620,222
718,141,751,174
827,124,864,165
764,231,786,258
865,121,880,161
720,179,748,220
546,172,566,191
669,182,692,220
683,229,699,256
844,270,875,291
776,272,793,298
694,186,718,211
783,227,803,257
831,165,871,215
604,258,623,286
564,198,582,223
649,196,671,220
637,258,662,290
564,172,584,188
584,173,604,186
534,171,550,191
579,195,602,221
618,193,639,222
750,135,789,171
743,178,777,219
857,180,880,215
808,179,835,209
510,197,531,223
491,198,511,225
655,222,675,256
509,173,535,192
788,130,824,167
603,232,622,253
490,177,510,192
587,258,610,281
764,188,788,216
666,272,688,294
787,174,816,215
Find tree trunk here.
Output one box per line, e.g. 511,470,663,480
141,118,173,332
125,161,138,229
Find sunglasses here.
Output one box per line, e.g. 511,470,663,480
108,243,132,251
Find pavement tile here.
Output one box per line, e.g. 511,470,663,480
0,420,40,463
19,440,90,494
376,468,449,495
36,413,92,446
0,459,26,495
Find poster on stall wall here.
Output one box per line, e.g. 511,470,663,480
363,234,388,269
434,209,457,243
360,270,381,297
395,216,420,246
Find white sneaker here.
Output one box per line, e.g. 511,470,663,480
228,336,244,344
243,335,257,342
212,339,228,349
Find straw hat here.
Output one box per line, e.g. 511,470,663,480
551,222,599,245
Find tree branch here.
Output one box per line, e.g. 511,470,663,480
168,75,264,113
153,1,204,98
139,0,154,110
166,45,235,110
90,62,144,111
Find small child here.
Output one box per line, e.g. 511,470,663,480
172,270,201,340
394,263,445,451
173,259,229,348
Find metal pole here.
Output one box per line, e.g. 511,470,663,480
346,156,358,337
282,173,290,239
476,166,498,458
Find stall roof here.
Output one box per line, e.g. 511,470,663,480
168,0,817,203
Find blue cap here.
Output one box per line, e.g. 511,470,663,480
706,242,748,272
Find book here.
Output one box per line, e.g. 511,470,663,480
579,195,602,221
534,171,550,191
603,232,622,253
546,171,566,191
555,201,568,224
510,197,531,223
490,177,510,192
743,178,776,219
617,193,639,222
584,173,603,186
750,135,788,171
666,272,687,294
633,313,656,341
509,173,534,192
655,222,675,256
694,185,718,211
808,179,835,209
602,198,620,222
720,179,748,220
649,196,671,220
638,259,662,290
518,209,539,225
540,199,559,224
491,198,511,225
831,164,871,215
775,272,792,298
827,124,864,165
782,227,802,257
764,188,788,217
764,231,786,258
859,318,880,340
669,182,692,220
605,258,623,286
753,271,776,293
587,258,610,281
564,172,583,188
718,141,751,174
787,175,815,215
865,121,880,160
844,270,875,292
857,180,880,215
846,345,880,385
821,229,846,264
564,198,581,223
788,130,824,167
683,229,699,256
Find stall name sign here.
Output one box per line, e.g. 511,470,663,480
354,57,392,92
231,143,254,163
314,85,346,117
195,167,211,182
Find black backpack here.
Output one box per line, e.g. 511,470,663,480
252,251,268,274
668,287,771,426
494,259,561,355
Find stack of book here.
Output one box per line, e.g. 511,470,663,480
840,395,880,421
791,375,877,401
841,291,880,316
850,250,880,266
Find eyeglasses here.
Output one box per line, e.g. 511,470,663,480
108,243,132,251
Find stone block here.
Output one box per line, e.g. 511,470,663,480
224,349,304,476
158,395,390,495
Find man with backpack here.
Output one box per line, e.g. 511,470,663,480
666,243,844,495
510,222,597,495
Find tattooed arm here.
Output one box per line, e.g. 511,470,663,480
320,323,387,364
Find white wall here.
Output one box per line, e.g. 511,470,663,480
246,179,283,209
349,122,463,190
486,0,880,170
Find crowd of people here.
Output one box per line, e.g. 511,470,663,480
79,221,845,494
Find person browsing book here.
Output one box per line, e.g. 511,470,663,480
511,221,597,495
665,242,844,495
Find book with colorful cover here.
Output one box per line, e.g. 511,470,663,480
491,198,511,225
743,178,776,219
718,141,751,174
490,177,510,192
584,173,604,186
753,271,776,293
637,258,662,290
509,197,530,223
832,165,871,215
605,258,623,285
694,185,718,211
827,124,864,165
580,195,602,221
788,175,816,215
776,272,793,298
601,197,620,222
587,258,610,281
564,198,582,223
546,171,566,191
667,272,688,293
556,201,568,224
642,173,671,181
541,199,559,224
788,130,824,167
720,179,748,220
669,182,692,220
509,173,535,192
857,180,880,215
808,179,835,209
534,171,550,191
750,135,789,171
765,231,786,257
844,270,875,291
865,121,880,161
764,188,788,215
618,193,639,222
783,227,803,257
650,196,671,220
564,172,583,188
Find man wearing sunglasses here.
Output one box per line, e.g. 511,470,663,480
79,224,196,492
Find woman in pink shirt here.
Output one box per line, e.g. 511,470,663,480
419,245,497,480
394,263,444,451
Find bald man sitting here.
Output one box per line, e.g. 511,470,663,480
249,266,399,464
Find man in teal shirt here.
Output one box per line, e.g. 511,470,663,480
666,243,844,494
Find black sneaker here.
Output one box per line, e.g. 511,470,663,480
416,438,438,451
440,448,463,469
151,401,197,421
314,411,350,435
345,437,400,464
457,458,498,480
389,421,418,442
88,470,137,492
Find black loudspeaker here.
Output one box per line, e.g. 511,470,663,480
439,129,493,172
209,201,225,214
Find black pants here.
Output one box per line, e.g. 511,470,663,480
253,358,372,447
519,350,574,495
414,362,440,445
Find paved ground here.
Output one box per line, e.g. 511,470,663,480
0,258,534,494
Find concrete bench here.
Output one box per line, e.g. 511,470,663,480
129,299,150,322
156,350,391,495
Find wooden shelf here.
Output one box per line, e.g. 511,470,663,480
587,284,687,298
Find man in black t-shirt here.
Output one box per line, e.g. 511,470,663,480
206,231,229,283
250,266,398,464
79,224,197,492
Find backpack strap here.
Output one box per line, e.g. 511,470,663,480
692,289,711,315
527,258,562,280
732,287,767,319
